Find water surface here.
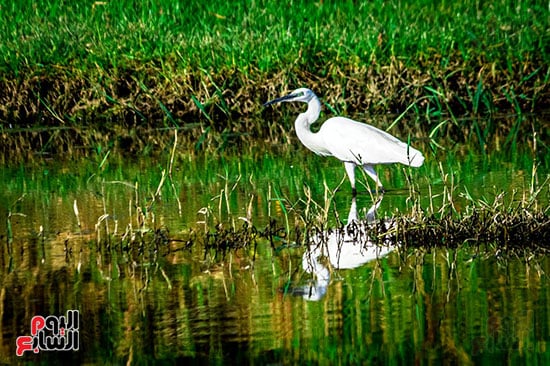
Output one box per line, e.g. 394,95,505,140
0,141,548,364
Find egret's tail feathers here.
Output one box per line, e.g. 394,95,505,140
406,149,425,167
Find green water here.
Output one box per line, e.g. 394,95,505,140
0,141,548,364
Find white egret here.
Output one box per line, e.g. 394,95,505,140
264,88,425,194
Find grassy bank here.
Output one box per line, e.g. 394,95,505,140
0,0,548,159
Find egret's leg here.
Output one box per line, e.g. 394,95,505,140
344,162,357,195
362,165,384,191
347,196,358,224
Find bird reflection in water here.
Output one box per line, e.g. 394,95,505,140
290,195,395,301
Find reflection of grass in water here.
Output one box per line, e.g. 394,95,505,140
146,161,549,262
1,141,549,364
1,138,549,364
1,133,548,270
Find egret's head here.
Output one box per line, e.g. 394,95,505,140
263,88,315,107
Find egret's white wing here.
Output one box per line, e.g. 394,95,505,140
320,117,424,166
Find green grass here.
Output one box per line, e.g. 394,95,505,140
0,1,547,112
0,0,546,73
0,1,548,163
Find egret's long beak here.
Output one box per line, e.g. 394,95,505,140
263,92,296,107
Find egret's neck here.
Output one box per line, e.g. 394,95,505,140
303,96,322,125
295,97,330,156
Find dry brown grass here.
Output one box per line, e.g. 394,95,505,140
0,58,547,162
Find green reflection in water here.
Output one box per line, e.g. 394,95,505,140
0,145,548,364
1,238,548,364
